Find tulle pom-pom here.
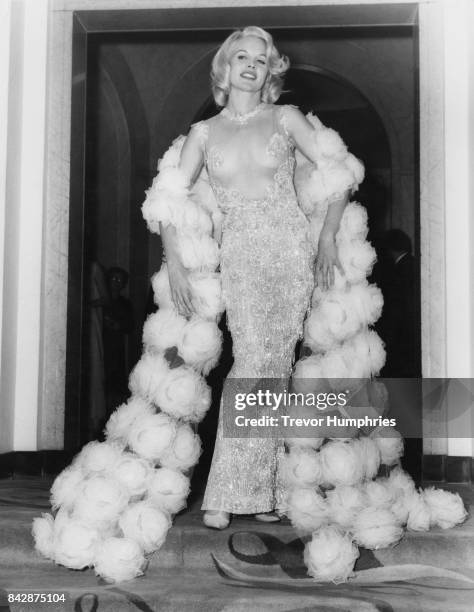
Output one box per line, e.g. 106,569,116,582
112,454,153,497
346,330,386,377
349,283,384,328
128,352,170,405
326,485,366,530
159,423,202,472
94,537,146,583
304,311,337,352
105,397,155,443
32,514,55,559
370,426,404,465
387,466,415,495
345,153,365,185
284,437,325,451
292,355,325,394
363,480,394,508
142,309,187,353
422,487,468,529
146,467,190,514
75,441,123,476
304,526,359,583
177,232,219,271
73,476,129,526
128,413,177,462
119,502,172,553
338,202,368,242
151,265,173,310
406,490,431,532
188,272,224,321
54,516,101,569
320,440,364,487
322,164,356,198
154,364,211,423
287,488,328,534
354,436,381,480
50,465,84,510
178,317,222,375
338,239,377,284
314,128,348,161
282,448,324,488
353,507,403,549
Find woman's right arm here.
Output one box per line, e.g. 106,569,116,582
160,124,205,317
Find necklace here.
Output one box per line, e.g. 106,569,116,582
220,102,266,125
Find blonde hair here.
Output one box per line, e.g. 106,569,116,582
210,26,290,108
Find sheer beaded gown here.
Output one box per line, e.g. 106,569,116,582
193,103,315,514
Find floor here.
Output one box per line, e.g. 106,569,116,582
0,478,473,612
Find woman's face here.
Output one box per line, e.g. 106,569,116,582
227,35,269,96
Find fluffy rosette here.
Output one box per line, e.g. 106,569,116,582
73,476,129,527
387,466,415,495
188,272,224,321
119,502,172,553
370,426,404,466
353,507,403,549
128,413,177,462
50,465,84,511
142,166,188,234
291,355,326,395
348,283,384,328
142,309,187,353
53,515,101,569
75,441,124,476
345,153,365,185
422,487,467,529
154,363,211,422
282,448,324,488
177,317,222,374
128,352,171,405
105,397,155,443
151,265,173,310
354,436,381,480
313,127,348,161
338,239,377,284
363,480,394,509
337,202,368,242
146,467,190,514
304,310,337,352
287,487,329,534
112,454,153,498
344,330,386,377
176,231,219,271
32,513,55,560
326,485,366,530
159,423,202,472
406,490,431,532
320,440,364,487
284,437,325,451
94,537,146,583
304,526,359,583
319,161,357,200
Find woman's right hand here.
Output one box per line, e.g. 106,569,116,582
167,257,194,318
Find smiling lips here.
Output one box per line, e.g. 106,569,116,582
241,71,257,80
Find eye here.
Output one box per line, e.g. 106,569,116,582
257,59,266,65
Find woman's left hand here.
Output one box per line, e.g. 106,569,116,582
315,230,344,292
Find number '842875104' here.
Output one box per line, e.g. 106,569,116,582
7,593,66,603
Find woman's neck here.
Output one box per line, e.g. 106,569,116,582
226,90,262,116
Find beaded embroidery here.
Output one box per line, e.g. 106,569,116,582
201,105,315,514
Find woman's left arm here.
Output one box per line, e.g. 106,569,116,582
284,106,350,291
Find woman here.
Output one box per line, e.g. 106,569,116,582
160,27,350,529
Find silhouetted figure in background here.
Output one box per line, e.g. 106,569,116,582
103,267,134,418
377,229,417,378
